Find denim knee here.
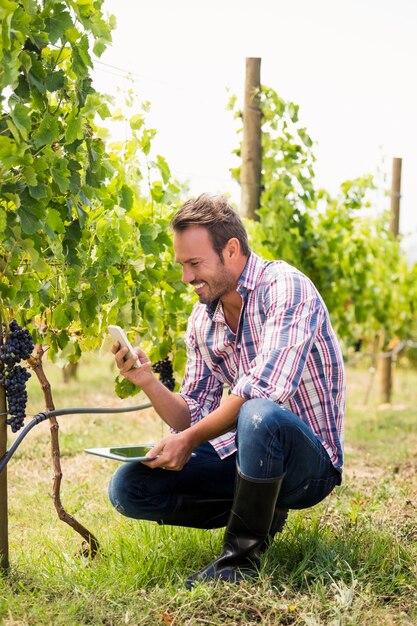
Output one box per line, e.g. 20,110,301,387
237,398,285,441
236,398,286,480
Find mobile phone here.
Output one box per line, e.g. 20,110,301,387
108,325,140,368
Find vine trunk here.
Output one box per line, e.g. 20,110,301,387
29,345,100,557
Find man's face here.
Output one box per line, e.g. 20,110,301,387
173,226,237,305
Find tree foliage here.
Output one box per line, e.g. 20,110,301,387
0,0,190,391
229,86,417,349
1,0,415,384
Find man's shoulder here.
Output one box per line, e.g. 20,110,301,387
254,259,324,311
257,259,312,288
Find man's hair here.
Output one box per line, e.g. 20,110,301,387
171,193,251,258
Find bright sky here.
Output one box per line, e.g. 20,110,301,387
92,0,417,260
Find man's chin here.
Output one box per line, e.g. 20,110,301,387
197,291,217,305
198,294,211,305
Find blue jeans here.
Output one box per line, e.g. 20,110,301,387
108,399,341,526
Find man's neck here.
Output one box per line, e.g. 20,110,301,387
221,291,243,334
218,253,249,333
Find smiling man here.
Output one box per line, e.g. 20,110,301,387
109,193,346,588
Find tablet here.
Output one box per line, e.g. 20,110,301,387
84,445,158,462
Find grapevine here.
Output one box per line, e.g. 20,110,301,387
152,357,176,391
0,320,34,432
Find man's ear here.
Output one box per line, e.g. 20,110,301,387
224,238,240,260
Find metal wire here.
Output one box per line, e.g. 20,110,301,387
0,402,152,474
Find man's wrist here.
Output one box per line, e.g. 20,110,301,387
140,371,167,395
183,424,205,450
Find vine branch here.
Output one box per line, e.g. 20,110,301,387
28,344,100,558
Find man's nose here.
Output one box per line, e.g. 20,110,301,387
182,266,194,283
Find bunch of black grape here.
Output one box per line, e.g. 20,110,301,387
0,320,34,432
152,357,175,391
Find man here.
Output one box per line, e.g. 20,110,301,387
110,193,345,588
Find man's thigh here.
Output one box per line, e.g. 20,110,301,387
164,441,237,498
109,441,237,519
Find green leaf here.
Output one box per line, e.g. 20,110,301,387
75,202,88,229
156,155,170,184
65,26,80,44
0,135,17,160
45,208,65,234
22,165,37,185
96,101,111,120
119,184,133,210
28,183,49,200
46,70,65,92
71,34,92,77
19,207,43,234
45,5,73,44
53,303,72,330
2,192,20,209
0,207,6,233
21,0,37,18
79,291,98,325
39,281,53,306
150,180,165,203
93,38,106,57
10,103,31,140
129,114,144,130
140,129,151,155
51,158,70,193
114,375,140,399
32,114,60,148
14,228,49,272
62,219,82,264
27,57,46,95
298,128,313,147
288,102,299,123
139,223,160,254
57,330,70,350
0,0,18,51
14,72,31,100
65,109,83,143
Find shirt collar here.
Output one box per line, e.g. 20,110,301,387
206,252,265,319
236,252,265,294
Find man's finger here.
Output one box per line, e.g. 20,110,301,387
146,441,165,459
111,341,121,355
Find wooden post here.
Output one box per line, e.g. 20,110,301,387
390,158,402,237
381,157,402,404
240,57,262,220
0,316,9,571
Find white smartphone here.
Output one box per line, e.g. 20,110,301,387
108,325,140,368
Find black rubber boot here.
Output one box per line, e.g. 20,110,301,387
186,471,284,589
158,497,233,529
260,506,289,553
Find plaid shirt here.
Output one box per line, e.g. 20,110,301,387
179,253,346,470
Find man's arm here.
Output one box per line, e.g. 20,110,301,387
145,393,246,471
113,343,191,431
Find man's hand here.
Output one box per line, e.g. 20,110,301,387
144,432,194,471
111,341,192,432
111,342,154,387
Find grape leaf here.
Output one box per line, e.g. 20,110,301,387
114,375,140,399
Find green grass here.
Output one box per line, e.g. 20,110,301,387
1,354,416,625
